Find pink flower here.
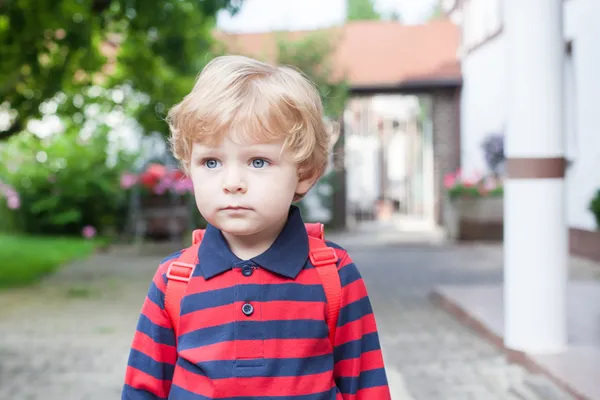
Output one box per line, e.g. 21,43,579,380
0,180,20,210
443,172,456,189
7,195,20,210
174,177,194,194
120,173,138,189
153,184,167,195
82,225,97,239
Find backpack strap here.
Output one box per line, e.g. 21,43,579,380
306,227,342,346
164,229,204,339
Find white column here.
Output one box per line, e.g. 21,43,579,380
504,0,567,353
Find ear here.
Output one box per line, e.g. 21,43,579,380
295,170,320,196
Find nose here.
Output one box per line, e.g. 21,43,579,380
222,165,247,194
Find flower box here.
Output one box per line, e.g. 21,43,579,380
121,163,194,240
443,169,504,242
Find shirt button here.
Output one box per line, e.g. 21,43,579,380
242,303,254,316
241,265,253,277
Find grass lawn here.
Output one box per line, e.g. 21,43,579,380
0,234,105,289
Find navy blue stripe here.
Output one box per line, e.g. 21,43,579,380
181,284,327,315
338,263,361,287
168,384,337,400
161,250,183,264
147,281,166,310
127,348,175,381
337,296,372,327
333,332,381,362
324,240,343,250
176,354,333,379
179,320,328,350
136,314,176,347
122,383,168,399
336,367,389,394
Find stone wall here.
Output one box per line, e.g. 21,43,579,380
432,88,461,225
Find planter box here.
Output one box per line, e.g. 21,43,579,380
138,195,191,240
444,196,504,241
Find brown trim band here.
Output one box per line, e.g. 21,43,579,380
506,157,566,179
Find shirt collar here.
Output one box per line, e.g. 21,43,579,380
196,206,309,280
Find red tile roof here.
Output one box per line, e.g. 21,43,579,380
214,19,461,89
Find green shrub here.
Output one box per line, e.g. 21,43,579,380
589,189,600,229
0,127,135,236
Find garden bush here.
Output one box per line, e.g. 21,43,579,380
0,127,136,236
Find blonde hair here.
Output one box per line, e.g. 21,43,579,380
166,55,338,181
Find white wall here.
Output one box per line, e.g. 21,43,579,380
460,34,505,175
562,0,600,230
460,0,600,230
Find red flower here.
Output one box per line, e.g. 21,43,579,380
140,164,166,190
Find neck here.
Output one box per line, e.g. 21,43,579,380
222,215,288,260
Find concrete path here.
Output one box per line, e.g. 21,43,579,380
0,235,598,399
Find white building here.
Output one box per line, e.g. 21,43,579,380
448,0,600,259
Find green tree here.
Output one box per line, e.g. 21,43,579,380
346,0,382,21
273,31,349,225
274,31,348,118
0,0,240,140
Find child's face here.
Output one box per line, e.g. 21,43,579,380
189,132,314,237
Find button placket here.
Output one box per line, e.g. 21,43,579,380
233,262,264,368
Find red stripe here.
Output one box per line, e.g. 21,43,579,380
125,365,171,398
141,296,171,328
131,331,177,364
172,369,335,397
343,385,391,400
340,279,368,307
186,273,231,294
179,303,231,333
335,313,377,345
179,337,331,363
334,349,385,377
335,251,352,269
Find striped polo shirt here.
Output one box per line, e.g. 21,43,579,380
122,206,391,399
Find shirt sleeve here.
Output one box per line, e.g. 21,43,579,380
332,250,392,400
122,256,179,399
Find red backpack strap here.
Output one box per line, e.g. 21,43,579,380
306,223,342,347
305,222,325,240
164,229,205,338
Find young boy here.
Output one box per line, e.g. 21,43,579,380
122,55,391,400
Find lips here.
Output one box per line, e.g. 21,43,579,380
222,206,251,211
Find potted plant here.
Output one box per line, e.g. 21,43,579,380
121,163,194,239
443,169,504,240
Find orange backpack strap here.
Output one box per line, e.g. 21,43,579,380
164,229,205,338
306,223,342,346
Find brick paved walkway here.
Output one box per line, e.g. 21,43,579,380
0,236,597,399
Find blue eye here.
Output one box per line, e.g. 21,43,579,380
251,159,269,168
204,159,221,169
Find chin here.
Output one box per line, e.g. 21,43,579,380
215,218,261,236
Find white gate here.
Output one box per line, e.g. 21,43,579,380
344,94,435,227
